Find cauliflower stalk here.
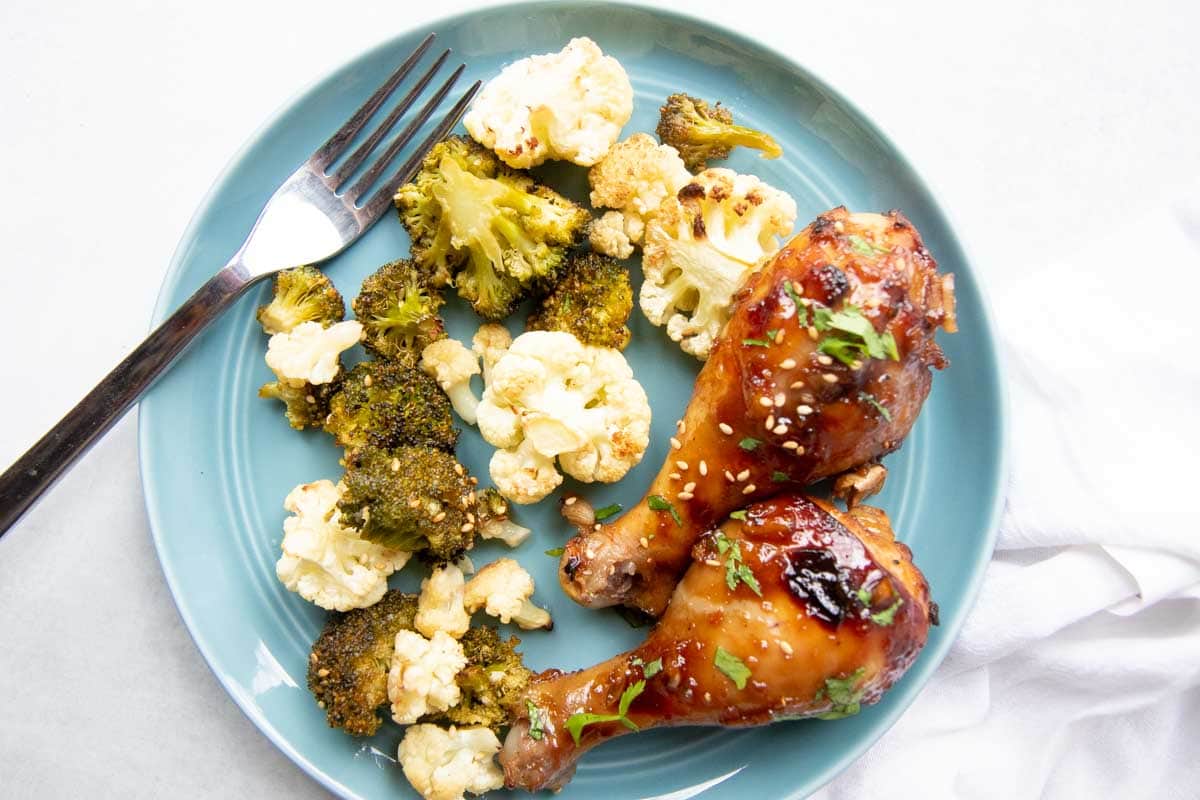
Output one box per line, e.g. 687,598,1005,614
388,629,468,724
421,338,482,425
587,133,691,255
264,320,362,386
476,331,651,504
274,480,410,612
641,169,797,359
398,724,504,800
415,564,471,639
464,37,632,169
464,558,552,630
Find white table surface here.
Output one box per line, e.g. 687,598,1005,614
1,0,1197,797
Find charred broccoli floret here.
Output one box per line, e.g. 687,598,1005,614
307,590,419,736
426,625,532,733
352,259,445,363
395,136,591,320
256,266,345,335
258,371,341,430
526,252,633,349
656,93,783,172
338,445,477,562
324,360,457,454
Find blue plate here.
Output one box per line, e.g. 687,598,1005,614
140,3,1006,798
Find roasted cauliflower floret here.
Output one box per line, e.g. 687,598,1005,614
474,488,531,548
476,331,651,503
264,320,362,386
641,169,797,359
471,323,512,386
398,724,504,800
415,563,471,640
274,480,410,611
421,338,482,425
526,252,633,350
256,266,345,335
464,37,632,169
388,629,468,724
464,558,552,630
587,133,691,251
588,210,636,259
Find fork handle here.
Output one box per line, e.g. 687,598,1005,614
0,262,252,538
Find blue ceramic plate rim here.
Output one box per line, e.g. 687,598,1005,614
139,2,1009,796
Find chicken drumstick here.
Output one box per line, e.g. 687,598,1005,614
560,207,955,616
504,494,932,791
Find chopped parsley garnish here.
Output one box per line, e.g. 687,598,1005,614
848,234,889,256
525,700,545,740
870,599,904,626
647,495,682,526
594,503,623,521
739,437,761,451
814,305,900,367
643,658,663,678
858,391,893,422
854,586,873,606
715,531,762,596
729,509,748,521
743,336,772,347
784,280,807,326
544,547,565,557
771,470,789,482
565,680,645,744
714,647,752,690
815,667,867,719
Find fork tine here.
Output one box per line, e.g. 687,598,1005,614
345,63,467,205
328,48,451,190
309,32,436,171
360,80,481,222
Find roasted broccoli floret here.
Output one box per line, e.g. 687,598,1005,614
324,360,457,453
338,445,477,562
351,259,446,363
395,136,591,320
656,93,783,172
256,266,345,335
258,371,341,430
425,625,532,733
526,252,633,349
307,590,419,736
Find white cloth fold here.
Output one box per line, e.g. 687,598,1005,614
814,201,1200,799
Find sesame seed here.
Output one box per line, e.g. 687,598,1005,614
705,559,721,567
317,668,330,677
743,484,757,495
432,511,445,522
699,460,708,476
390,458,401,472
834,220,845,232
670,437,682,449
773,424,788,435
782,441,799,450
468,491,476,504
800,392,816,404
704,692,712,703
460,523,474,533
778,640,794,655
780,358,797,370
676,420,686,434
593,523,602,531
795,445,807,455
737,469,750,482
363,375,372,387
817,355,833,366
774,329,785,344
409,498,421,508
469,477,478,485
640,537,649,548
725,470,736,482
850,359,863,370
564,496,577,506
466,512,475,524
585,548,596,559
797,404,814,415
676,460,689,471
765,414,775,430
790,380,806,390
808,326,819,340
684,481,696,493
774,392,786,407
678,492,694,501
758,396,773,408
669,472,681,480
822,373,838,384
305,395,316,404
718,422,734,435
453,463,464,476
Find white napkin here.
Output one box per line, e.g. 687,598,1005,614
813,202,1200,799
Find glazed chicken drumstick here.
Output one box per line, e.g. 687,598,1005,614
504,494,932,791
560,207,955,616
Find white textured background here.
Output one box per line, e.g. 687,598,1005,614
0,0,1197,797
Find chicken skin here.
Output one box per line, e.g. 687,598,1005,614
504,494,932,791
560,207,955,616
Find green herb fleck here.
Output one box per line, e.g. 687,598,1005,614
813,305,899,367
870,599,904,626
881,331,899,360
743,337,772,347
854,586,873,606
565,680,645,745
848,234,889,256
594,503,623,521
643,658,663,678
526,700,545,740
544,547,565,557
648,495,682,526
715,531,762,596
771,470,789,482
739,437,761,451
714,647,752,690
784,280,807,326
729,509,748,521
815,667,867,719
858,391,892,422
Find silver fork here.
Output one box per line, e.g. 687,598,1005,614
0,33,480,537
